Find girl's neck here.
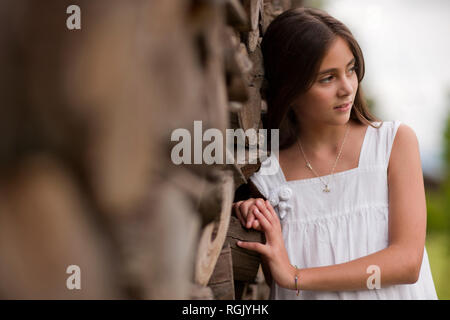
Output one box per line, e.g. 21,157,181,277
294,119,355,156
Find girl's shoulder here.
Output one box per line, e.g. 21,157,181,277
387,121,420,170
359,120,404,168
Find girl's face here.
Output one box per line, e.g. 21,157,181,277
292,36,359,126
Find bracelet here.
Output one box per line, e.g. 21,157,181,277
294,265,300,296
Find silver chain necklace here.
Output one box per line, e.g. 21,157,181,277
295,123,350,193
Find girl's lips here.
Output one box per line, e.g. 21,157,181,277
334,102,351,111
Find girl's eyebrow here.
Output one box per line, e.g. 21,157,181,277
317,58,356,75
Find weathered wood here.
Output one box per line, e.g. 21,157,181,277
239,162,262,181
225,35,252,102
116,178,201,299
280,0,293,11
228,162,248,191
208,243,235,300
225,216,264,284
229,101,244,113
0,155,118,299
190,283,215,300
238,86,262,132
247,46,264,88
0,0,299,300
228,75,250,102
225,0,250,31
199,2,229,136
261,99,268,114
262,0,284,33
243,0,263,31
243,28,260,53
195,171,234,286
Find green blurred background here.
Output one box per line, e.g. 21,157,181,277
425,103,450,300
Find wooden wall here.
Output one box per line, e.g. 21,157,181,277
0,0,302,299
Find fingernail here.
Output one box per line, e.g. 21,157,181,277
237,241,241,245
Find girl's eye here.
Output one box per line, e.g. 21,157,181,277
320,76,334,83
319,66,357,83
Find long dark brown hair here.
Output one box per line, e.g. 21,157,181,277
261,7,382,150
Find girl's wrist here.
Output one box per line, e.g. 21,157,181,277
293,265,301,295
282,263,299,291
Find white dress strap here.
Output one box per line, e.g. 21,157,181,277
386,120,403,167
249,152,285,199
360,120,402,169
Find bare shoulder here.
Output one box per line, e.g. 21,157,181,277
388,123,420,175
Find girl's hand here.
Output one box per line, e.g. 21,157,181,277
232,198,263,231
236,199,296,289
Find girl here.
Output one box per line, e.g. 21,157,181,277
233,7,437,299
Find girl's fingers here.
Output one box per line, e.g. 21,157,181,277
255,199,274,224
246,211,255,229
233,202,245,227
252,207,272,232
252,219,261,231
240,199,256,228
265,200,279,221
236,240,267,256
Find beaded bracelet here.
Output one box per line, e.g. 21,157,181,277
294,265,300,296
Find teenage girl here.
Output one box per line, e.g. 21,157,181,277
233,7,437,299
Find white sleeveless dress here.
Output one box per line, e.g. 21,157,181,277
249,120,438,299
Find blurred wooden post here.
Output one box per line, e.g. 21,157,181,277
0,0,300,299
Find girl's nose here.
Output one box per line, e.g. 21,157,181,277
338,75,354,96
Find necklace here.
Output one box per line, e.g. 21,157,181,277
295,123,350,193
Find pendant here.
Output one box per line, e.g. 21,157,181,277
323,185,330,193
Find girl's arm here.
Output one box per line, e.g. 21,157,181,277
239,124,427,291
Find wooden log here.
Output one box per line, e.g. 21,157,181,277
224,143,264,185
261,99,268,114
238,86,262,132
115,178,201,299
0,155,118,299
243,28,260,53
223,161,248,191
199,2,229,136
197,178,225,228
239,162,262,181
190,283,214,300
229,109,242,130
194,170,234,286
207,243,235,300
247,46,264,89
262,0,283,33
229,101,244,113
227,75,250,102
225,36,252,102
224,27,242,75
236,43,254,75
280,0,293,11
242,0,263,31
165,167,222,227
224,216,264,283
225,0,250,31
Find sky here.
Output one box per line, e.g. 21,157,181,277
321,0,450,180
